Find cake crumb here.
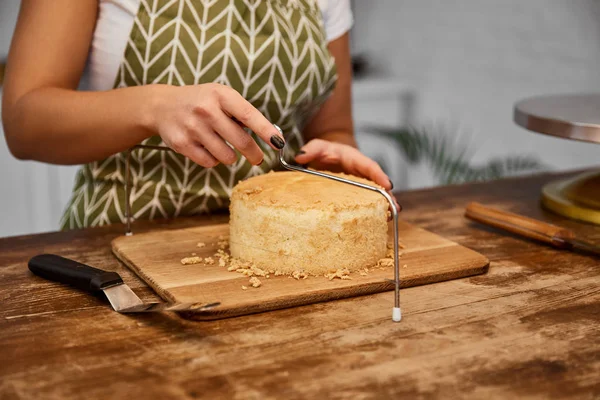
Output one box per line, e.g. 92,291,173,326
251,265,267,277
191,252,197,256
249,277,261,288
325,268,351,281
227,265,238,272
218,240,229,249
242,285,248,290
292,270,308,280
236,268,254,276
377,258,394,268
232,257,253,273
204,257,215,265
403,264,408,268
386,248,403,258
215,249,230,262
181,256,203,265
243,186,263,195
197,242,206,248
387,241,406,251
266,275,270,279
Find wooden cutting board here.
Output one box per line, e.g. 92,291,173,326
112,221,489,320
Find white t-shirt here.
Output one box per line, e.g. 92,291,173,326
88,0,353,91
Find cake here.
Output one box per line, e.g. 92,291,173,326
229,170,389,276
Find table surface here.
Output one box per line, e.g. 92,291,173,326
1,171,599,399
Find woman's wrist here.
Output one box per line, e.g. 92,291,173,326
140,84,172,138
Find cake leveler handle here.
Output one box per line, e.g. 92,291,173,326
274,125,403,322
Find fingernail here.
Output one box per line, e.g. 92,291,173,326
270,135,285,149
389,179,394,190
259,158,264,166
297,150,306,156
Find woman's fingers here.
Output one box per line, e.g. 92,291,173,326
186,144,220,168
182,116,237,165
342,151,401,215
212,111,264,165
189,100,263,165
197,130,239,165
295,139,400,217
157,84,283,168
295,139,392,191
338,150,400,212
294,139,340,164
216,87,285,150
167,134,219,168
342,149,392,191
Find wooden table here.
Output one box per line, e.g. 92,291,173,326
1,171,598,399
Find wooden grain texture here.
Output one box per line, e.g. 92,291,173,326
1,171,599,400
465,201,575,245
111,221,489,320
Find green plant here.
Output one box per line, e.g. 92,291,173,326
369,125,547,185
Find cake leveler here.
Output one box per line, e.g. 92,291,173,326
275,126,404,322
120,124,403,321
28,254,220,313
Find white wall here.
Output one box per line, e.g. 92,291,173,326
351,0,600,178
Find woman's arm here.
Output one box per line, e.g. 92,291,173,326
2,0,158,165
2,0,283,166
302,32,356,147
298,33,392,191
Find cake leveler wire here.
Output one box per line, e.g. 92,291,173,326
122,126,403,322
274,125,403,322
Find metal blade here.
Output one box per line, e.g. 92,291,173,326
103,284,144,311
568,238,600,257
102,284,220,313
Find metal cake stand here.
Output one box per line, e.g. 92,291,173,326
514,93,600,224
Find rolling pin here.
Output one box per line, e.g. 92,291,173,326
465,202,600,256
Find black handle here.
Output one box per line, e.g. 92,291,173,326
28,254,123,293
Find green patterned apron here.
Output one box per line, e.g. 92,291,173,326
60,0,337,229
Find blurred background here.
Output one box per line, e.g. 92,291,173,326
1,0,599,237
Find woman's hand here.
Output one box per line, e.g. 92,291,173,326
150,83,285,168
295,139,391,188
294,139,401,212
